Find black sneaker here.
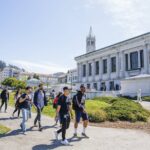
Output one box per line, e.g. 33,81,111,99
73,133,78,137
82,133,89,138
39,127,43,132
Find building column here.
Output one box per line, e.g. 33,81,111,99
119,51,125,78
128,53,131,70
99,58,102,80
92,59,95,82
107,55,111,79
144,44,149,73
138,51,141,68
116,52,119,78
86,61,88,82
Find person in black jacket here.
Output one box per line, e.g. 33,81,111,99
33,83,47,131
0,88,9,113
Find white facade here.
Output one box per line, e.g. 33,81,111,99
75,29,150,92
67,69,78,84
121,74,150,97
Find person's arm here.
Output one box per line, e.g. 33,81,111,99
69,105,73,119
19,95,27,103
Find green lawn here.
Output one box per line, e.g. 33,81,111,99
0,124,11,135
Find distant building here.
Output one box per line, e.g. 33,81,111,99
67,69,78,84
58,74,67,84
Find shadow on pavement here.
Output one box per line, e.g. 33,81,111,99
0,129,21,138
0,117,19,121
32,136,85,150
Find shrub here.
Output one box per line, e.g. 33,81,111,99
105,99,150,122
88,110,108,122
142,96,150,102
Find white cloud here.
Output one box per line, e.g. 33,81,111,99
84,0,150,37
10,60,68,74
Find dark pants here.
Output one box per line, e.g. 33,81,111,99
13,106,20,117
57,114,70,140
0,99,8,111
34,107,43,127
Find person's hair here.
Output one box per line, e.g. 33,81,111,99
26,86,31,91
57,92,62,98
80,84,85,89
15,88,21,97
39,83,43,88
63,87,69,91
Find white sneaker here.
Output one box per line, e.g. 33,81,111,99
54,131,58,140
23,132,27,135
61,139,69,145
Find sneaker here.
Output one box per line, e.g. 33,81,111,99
54,131,59,140
82,132,89,138
61,139,69,145
23,132,27,135
39,127,43,132
20,124,23,130
73,133,78,137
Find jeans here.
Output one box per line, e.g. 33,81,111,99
0,99,8,111
34,107,43,128
21,108,29,132
29,105,32,118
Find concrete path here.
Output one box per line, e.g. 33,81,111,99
0,107,150,150
140,101,150,110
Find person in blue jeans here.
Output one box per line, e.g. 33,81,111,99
19,86,33,135
73,85,89,137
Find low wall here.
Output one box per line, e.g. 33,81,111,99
71,91,121,99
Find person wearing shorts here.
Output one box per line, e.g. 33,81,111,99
73,85,89,137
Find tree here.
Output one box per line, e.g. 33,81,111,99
33,74,40,80
0,60,6,71
2,77,26,89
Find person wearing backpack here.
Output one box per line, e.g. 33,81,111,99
19,86,33,135
33,83,48,131
12,88,22,118
73,85,89,137
0,88,9,113
53,92,62,125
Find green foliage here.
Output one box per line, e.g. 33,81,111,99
0,60,6,71
0,124,11,135
2,77,26,89
142,96,150,102
33,74,40,80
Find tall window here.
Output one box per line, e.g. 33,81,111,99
110,81,114,91
111,57,116,72
83,64,86,77
103,59,107,74
89,63,92,76
140,50,144,68
95,61,99,75
125,54,128,71
87,84,90,89
130,52,138,70
93,83,98,90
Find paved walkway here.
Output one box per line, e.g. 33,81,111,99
0,106,150,150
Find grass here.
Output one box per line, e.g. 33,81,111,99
8,93,150,123
0,124,11,135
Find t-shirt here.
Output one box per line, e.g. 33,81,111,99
57,95,71,115
19,93,31,109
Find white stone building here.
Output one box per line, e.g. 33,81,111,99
67,69,78,84
75,27,150,92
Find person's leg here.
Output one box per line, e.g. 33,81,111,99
82,112,89,135
12,106,18,116
34,107,39,126
0,99,5,111
18,108,20,117
5,100,8,112
38,107,43,129
74,111,80,135
61,118,67,141
21,109,27,133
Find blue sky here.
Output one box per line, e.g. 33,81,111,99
0,0,150,74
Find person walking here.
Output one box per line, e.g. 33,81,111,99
0,88,9,113
33,84,47,131
54,87,72,145
12,88,22,118
53,92,62,125
72,85,89,137
19,86,33,135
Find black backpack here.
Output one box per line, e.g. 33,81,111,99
72,95,79,110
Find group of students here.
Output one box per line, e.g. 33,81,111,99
53,85,89,145
0,84,89,145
